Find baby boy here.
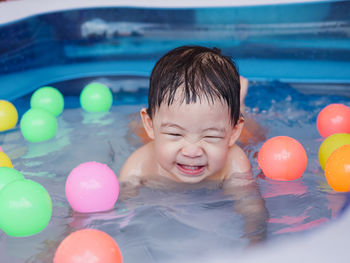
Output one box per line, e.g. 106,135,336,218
120,45,250,184
119,45,268,245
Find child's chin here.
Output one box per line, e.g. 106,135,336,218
174,171,208,184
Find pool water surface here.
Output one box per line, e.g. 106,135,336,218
0,76,349,262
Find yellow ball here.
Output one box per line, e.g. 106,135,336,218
0,152,13,168
318,133,350,170
0,100,18,132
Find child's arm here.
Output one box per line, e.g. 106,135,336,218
239,76,268,146
118,142,159,200
128,118,152,145
223,172,269,246
239,114,268,146
118,144,149,200
240,76,248,113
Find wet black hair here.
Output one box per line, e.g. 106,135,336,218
147,45,241,125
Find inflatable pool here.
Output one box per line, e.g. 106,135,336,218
1,0,350,101
0,1,349,262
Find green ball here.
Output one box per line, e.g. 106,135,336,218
319,133,350,170
20,108,57,143
0,179,52,237
30,86,64,116
80,82,113,112
0,167,25,191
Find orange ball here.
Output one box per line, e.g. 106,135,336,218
54,229,123,263
317,104,350,137
325,144,350,192
258,136,307,181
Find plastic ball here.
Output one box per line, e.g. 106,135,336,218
65,162,119,213
316,104,350,137
30,86,64,116
54,229,123,263
20,108,57,142
258,136,307,181
80,82,113,112
0,167,24,191
0,100,18,132
0,151,13,168
318,133,350,170
325,145,350,192
0,179,52,236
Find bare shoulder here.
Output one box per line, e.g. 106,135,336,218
226,144,251,175
222,145,253,190
119,142,155,183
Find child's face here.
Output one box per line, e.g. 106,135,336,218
142,96,242,183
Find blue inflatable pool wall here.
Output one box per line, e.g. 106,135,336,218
0,1,349,100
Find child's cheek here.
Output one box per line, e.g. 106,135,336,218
154,139,178,162
207,144,229,169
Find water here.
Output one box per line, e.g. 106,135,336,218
0,76,349,262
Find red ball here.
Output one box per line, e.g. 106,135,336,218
258,136,307,181
54,229,123,263
316,104,350,137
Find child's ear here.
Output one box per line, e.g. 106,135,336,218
229,117,244,147
140,108,155,140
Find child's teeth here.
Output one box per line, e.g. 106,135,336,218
183,165,199,170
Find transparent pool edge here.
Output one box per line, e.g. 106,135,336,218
1,2,350,262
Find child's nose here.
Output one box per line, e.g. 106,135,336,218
181,142,203,158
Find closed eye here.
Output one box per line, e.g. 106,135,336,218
204,136,223,142
169,133,181,136
164,133,182,137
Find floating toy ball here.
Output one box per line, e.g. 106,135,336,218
65,161,119,213
20,108,57,143
316,104,350,138
0,151,13,168
0,179,52,237
258,136,307,181
0,167,24,191
0,100,18,132
30,86,64,116
325,145,350,192
80,82,113,112
318,133,350,170
54,229,123,263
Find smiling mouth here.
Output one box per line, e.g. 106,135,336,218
176,163,205,176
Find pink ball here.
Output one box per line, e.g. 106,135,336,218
65,162,119,213
316,103,350,137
